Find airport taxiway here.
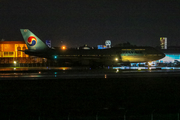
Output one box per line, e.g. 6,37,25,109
0,67,180,80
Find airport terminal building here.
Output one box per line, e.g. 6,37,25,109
0,41,44,66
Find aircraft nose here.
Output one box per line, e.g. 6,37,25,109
159,51,165,59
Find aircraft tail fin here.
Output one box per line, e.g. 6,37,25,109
20,29,49,51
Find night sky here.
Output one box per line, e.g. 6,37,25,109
0,0,180,48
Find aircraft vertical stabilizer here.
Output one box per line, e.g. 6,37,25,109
20,29,49,51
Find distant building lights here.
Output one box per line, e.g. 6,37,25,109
62,46,66,50
105,74,107,78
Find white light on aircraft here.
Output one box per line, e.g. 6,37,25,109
115,58,118,61
148,62,153,66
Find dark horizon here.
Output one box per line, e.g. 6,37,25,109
0,0,180,48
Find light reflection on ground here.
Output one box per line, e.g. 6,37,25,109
0,66,180,80
0,67,72,71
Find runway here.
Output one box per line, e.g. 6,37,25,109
0,67,180,119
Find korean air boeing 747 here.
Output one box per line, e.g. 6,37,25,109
20,29,165,66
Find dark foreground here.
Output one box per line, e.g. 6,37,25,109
0,75,180,120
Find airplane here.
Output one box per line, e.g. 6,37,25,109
20,29,165,66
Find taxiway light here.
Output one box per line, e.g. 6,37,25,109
54,55,57,59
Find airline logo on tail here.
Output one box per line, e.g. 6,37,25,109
27,36,37,46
